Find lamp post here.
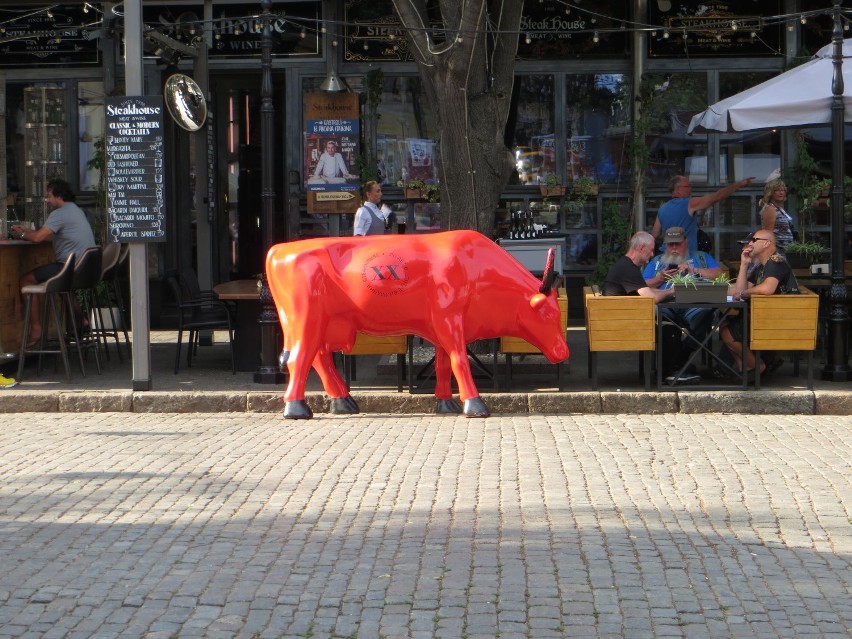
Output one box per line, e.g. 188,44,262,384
822,0,850,381
254,0,286,384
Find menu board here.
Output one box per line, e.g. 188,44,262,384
105,96,166,242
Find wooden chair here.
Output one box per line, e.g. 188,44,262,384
750,286,819,389
584,286,656,390
342,333,409,392
498,288,568,390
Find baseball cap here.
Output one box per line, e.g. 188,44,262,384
664,227,686,243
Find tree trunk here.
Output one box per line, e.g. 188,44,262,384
392,0,522,237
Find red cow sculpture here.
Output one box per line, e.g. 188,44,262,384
266,230,569,419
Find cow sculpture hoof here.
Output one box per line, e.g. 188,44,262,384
284,400,313,419
436,399,463,414
330,396,360,414
278,349,290,371
463,397,490,418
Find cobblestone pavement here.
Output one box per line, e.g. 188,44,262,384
0,413,849,639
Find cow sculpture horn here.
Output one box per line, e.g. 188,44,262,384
539,248,556,294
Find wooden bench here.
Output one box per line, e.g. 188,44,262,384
584,286,656,390
342,333,409,392
750,285,819,389
498,288,568,390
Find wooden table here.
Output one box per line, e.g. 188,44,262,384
0,240,55,357
214,279,284,382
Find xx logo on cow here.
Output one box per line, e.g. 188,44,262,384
362,251,408,297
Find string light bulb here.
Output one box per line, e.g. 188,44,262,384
801,16,807,24
663,29,670,39
525,33,531,45
592,31,599,43
787,23,794,32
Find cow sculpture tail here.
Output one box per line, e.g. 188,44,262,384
539,248,557,295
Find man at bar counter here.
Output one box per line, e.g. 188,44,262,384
11,179,96,347
720,230,798,379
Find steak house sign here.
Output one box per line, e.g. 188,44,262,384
105,97,166,243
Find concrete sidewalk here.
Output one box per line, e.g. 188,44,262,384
1,329,851,415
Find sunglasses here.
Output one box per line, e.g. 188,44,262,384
747,237,771,243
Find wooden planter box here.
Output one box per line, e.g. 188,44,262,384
404,188,423,199
672,283,729,304
539,185,566,197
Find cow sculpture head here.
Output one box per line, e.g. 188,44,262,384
522,248,569,363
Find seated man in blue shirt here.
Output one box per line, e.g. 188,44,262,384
643,226,723,342
642,226,723,381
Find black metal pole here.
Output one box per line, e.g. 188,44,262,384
822,0,851,381
254,0,286,384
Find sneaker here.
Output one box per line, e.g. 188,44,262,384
665,373,701,385
0,373,19,388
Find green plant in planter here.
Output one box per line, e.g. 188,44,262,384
712,272,732,285
664,271,698,289
784,240,829,265
405,178,440,203
571,175,598,197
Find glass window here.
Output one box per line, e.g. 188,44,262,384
719,72,780,185
565,74,630,185
78,81,104,192
642,73,708,185
509,75,555,185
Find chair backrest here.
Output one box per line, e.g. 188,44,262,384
179,267,206,300
585,290,655,352
72,246,103,290
42,253,77,294
100,242,122,279
750,286,820,351
166,273,186,305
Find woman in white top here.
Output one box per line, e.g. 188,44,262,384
759,178,795,255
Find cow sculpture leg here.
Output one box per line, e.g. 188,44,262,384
312,348,360,415
282,337,322,419
435,344,490,418
434,346,462,414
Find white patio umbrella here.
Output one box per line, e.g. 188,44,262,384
687,38,852,133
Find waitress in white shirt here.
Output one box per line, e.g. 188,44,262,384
353,181,391,236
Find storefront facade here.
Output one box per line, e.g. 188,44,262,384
1,1,846,315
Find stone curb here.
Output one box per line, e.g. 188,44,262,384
0,389,849,414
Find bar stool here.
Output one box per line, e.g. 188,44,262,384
17,253,84,381
70,247,103,374
91,242,127,362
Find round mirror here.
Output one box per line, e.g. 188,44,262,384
164,74,207,132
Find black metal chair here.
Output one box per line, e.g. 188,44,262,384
91,242,129,362
69,246,104,374
167,273,235,374
17,253,84,381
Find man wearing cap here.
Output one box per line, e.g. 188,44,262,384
720,230,799,377
642,226,724,381
651,175,755,253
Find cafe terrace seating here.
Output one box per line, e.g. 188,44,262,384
16,253,84,381
750,286,820,389
167,272,235,374
583,286,656,390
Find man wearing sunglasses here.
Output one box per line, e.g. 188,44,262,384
720,231,799,378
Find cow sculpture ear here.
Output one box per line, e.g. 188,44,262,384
529,293,547,309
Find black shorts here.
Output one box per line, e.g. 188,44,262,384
32,261,63,283
726,316,744,343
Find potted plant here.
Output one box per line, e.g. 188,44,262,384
784,240,830,269
404,178,441,203
665,271,729,304
571,175,599,197
539,174,566,197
